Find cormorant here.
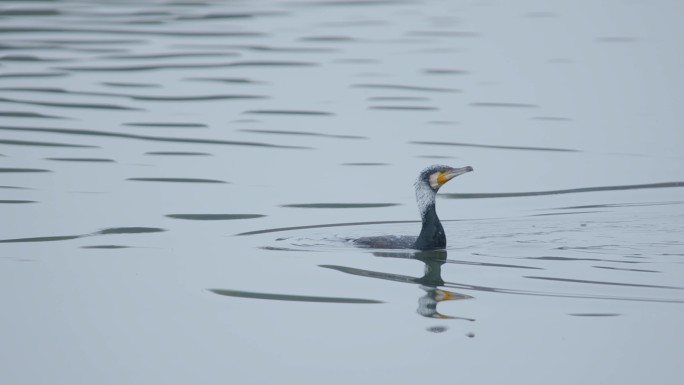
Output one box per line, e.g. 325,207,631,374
353,164,473,250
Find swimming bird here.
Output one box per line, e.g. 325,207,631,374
353,165,473,250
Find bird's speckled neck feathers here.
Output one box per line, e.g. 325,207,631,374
414,169,446,249
414,174,437,220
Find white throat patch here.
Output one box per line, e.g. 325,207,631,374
414,178,436,220
428,171,441,190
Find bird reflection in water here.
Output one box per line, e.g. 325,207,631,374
320,250,475,327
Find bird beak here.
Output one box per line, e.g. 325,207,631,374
438,166,473,185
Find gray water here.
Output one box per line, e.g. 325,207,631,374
1,0,684,384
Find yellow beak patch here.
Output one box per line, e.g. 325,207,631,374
429,171,450,189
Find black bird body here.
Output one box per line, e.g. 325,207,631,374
353,164,473,250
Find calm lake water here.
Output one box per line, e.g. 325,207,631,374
1,0,684,384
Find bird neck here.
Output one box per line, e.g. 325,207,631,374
415,202,446,249
415,182,436,221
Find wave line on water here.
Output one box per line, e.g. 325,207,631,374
208,289,383,304
0,139,97,148
58,61,316,72
0,27,265,38
238,128,365,140
127,177,227,184
411,140,580,152
0,96,140,111
167,214,265,220
321,265,684,304
237,220,421,236
0,86,267,102
0,125,311,149
353,83,460,93
444,181,684,199
0,227,166,244
280,203,400,209
524,276,684,290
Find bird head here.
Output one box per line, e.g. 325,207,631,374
417,164,474,192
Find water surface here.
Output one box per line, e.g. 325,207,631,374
1,1,683,385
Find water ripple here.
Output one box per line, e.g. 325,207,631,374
408,30,481,38
354,83,460,93
239,129,363,139
236,220,424,236
281,203,400,209
0,125,310,149
524,276,684,290
369,106,437,111
144,151,211,156
444,182,684,199
593,266,660,273
0,96,140,111
58,61,316,72
367,96,430,101
0,168,51,173
243,110,334,116
123,122,208,128
411,140,580,152
81,245,131,249
0,27,265,38
0,87,264,102
322,265,684,304
470,102,538,108
127,177,227,184
299,35,356,42
167,214,265,220
0,139,97,148
100,82,161,88
132,94,265,101
0,111,69,119
423,69,469,75
209,289,382,304
175,11,289,21
0,72,68,79
0,226,166,244
0,9,61,17
214,44,336,53
44,158,115,163
0,54,71,62
100,52,239,60
184,77,263,84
